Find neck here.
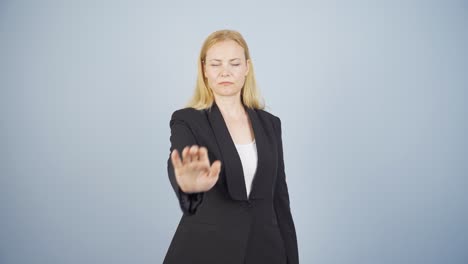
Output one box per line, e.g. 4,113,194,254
214,96,245,119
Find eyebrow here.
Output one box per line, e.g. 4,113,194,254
208,58,241,62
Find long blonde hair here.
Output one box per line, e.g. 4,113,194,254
185,29,265,110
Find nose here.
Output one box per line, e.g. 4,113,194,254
219,65,232,77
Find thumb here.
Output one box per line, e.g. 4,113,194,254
209,160,222,178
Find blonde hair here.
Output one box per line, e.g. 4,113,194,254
185,29,265,110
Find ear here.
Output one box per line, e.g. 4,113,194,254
245,59,250,76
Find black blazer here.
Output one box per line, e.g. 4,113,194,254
164,102,299,264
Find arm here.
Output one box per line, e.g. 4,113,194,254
273,117,299,264
167,112,204,215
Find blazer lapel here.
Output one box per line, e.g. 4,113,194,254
245,106,277,201
206,102,277,201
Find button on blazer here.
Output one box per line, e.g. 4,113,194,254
164,102,299,264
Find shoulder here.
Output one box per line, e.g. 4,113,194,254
169,107,206,131
170,107,205,121
256,108,285,142
255,108,282,129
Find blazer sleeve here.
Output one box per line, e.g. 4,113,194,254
273,116,299,264
167,111,204,215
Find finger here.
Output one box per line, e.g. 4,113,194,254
209,160,222,178
182,146,190,165
189,145,199,162
171,149,183,169
198,146,209,162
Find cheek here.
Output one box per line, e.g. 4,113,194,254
205,73,219,87
236,66,248,75
208,74,217,83
233,68,247,79
204,71,215,81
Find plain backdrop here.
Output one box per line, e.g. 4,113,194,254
1,1,467,263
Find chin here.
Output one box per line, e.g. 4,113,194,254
214,87,241,94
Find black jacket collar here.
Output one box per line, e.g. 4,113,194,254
205,102,277,201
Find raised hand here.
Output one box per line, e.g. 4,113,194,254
170,145,222,194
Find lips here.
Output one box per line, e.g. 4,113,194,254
219,82,234,85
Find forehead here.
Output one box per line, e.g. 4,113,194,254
205,40,245,60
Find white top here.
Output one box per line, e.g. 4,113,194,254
234,139,258,198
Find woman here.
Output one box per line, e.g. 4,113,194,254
164,29,299,264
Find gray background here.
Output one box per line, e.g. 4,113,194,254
1,0,467,263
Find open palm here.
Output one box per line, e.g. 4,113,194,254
171,145,222,193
